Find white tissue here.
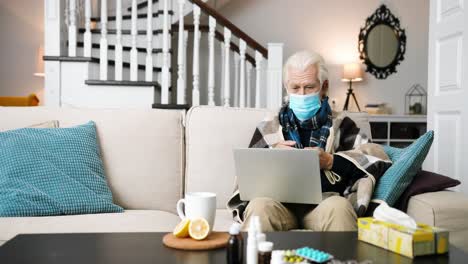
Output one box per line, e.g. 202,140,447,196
373,203,417,229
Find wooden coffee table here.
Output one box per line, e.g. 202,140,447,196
0,232,465,263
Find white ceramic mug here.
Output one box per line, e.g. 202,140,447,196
176,192,217,230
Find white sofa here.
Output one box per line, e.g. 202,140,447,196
0,106,467,252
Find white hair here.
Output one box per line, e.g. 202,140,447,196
282,50,329,89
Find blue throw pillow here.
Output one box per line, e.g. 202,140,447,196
372,131,434,206
0,121,123,217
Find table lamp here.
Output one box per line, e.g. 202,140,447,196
341,63,363,111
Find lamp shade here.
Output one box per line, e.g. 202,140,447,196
34,46,44,77
342,63,363,82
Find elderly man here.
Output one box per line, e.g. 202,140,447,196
227,50,392,232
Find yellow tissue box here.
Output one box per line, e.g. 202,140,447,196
358,217,449,258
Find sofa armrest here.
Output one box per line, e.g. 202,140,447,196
407,191,468,252
407,191,468,230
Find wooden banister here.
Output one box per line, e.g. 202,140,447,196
187,0,268,59
176,24,256,66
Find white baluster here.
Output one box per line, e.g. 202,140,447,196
246,62,253,107
207,16,216,106
145,0,153,81
115,0,123,80
255,51,263,108
44,0,66,107
83,0,92,57
68,0,77,56
130,0,138,81
220,41,225,105
161,0,170,104
176,0,186,104
184,30,188,98
233,53,240,107
99,0,108,80
192,4,201,106
239,40,247,108
223,28,232,107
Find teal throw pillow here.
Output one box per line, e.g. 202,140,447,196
0,121,124,217
372,131,434,206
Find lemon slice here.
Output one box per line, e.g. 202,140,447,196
188,218,210,240
173,218,191,238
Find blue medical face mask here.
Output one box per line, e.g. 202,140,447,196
288,92,322,121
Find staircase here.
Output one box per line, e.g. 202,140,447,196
43,0,284,109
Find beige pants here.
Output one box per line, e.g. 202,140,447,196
243,196,357,231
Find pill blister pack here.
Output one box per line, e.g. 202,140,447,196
295,247,333,263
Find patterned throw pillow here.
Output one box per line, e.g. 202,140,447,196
0,121,123,216
372,131,434,206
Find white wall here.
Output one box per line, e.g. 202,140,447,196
0,0,44,102
218,0,429,114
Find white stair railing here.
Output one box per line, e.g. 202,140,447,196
233,53,240,107
48,0,284,109
145,0,153,82
184,30,189,100
220,41,225,104
192,4,201,106
176,0,186,104
207,16,216,106
130,0,138,81
239,40,246,108
255,51,263,108
223,28,231,107
99,0,108,80
184,0,283,109
246,63,252,107
160,0,170,104
68,0,77,57
115,0,123,81
83,0,91,57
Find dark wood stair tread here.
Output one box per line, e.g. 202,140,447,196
78,28,173,35
91,10,174,22
85,80,172,92
74,41,173,54
128,0,159,12
152,103,190,110
85,79,160,87
43,56,94,62
43,56,172,72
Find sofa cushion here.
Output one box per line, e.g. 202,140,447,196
0,210,180,243
185,106,275,208
0,122,123,217
407,191,468,230
0,107,185,214
214,209,236,232
395,170,461,212
407,191,468,252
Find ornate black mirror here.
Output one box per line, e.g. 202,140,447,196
358,5,406,79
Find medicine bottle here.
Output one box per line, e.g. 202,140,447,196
258,241,274,264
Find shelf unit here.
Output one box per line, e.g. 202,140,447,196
369,115,427,147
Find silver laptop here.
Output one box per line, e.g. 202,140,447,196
233,148,322,204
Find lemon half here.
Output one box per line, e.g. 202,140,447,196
188,218,210,240
173,218,190,238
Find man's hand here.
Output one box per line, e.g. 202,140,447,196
273,140,296,149
305,147,333,170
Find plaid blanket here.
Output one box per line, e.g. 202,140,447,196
227,111,393,223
